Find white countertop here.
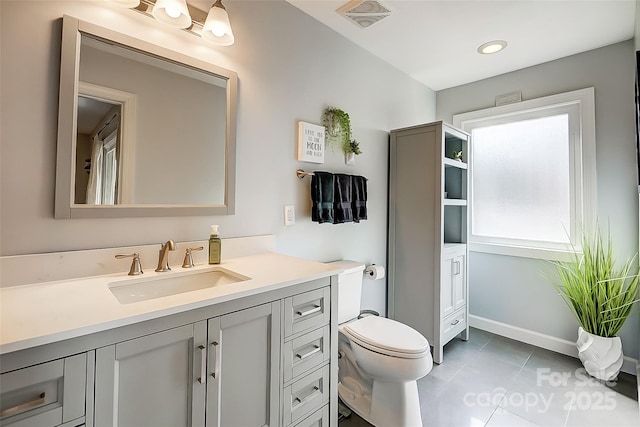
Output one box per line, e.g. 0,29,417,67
0,252,340,355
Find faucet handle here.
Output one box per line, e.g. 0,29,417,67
182,247,204,268
115,253,143,276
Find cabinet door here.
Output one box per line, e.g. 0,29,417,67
206,302,280,427
441,251,466,317
441,254,456,319
95,323,207,427
452,253,466,312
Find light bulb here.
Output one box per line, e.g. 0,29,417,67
165,7,181,18
477,40,507,55
212,25,225,37
152,0,191,29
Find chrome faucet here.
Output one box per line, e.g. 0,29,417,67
155,240,176,272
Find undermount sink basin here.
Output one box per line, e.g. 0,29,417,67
108,268,250,304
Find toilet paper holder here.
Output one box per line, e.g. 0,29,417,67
364,264,385,280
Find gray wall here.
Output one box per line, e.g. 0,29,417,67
0,1,435,316
437,41,640,358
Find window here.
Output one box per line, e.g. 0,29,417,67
453,88,596,260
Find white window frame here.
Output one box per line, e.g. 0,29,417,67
453,87,597,260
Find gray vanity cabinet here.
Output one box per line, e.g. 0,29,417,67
206,302,280,427
1,276,336,427
94,302,280,427
94,323,208,427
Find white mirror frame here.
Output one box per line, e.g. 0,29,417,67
55,15,237,218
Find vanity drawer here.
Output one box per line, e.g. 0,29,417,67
283,365,330,426
441,309,466,344
0,353,87,427
291,404,329,427
283,325,330,383
284,287,330,337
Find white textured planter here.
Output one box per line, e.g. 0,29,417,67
576,327,623,381
345,152,355,165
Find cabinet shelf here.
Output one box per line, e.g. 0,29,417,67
443,158,468,169
444,243,467,250
444,198,467,206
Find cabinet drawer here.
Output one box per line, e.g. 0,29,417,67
291,404,329,427
283,326,330,383
284,287,330,337
441,309,466,344
283,365,330,426
0,353,87,427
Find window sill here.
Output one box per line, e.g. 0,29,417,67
469,242,579,262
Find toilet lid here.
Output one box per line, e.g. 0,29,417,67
342,316,430,357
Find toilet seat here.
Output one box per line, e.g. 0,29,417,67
341,316,430,359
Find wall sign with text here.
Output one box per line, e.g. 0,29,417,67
297,121,325,164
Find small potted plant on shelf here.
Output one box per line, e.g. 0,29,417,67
323,107,362,164
548,225,639,381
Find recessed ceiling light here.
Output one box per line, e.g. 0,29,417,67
478,40,507,55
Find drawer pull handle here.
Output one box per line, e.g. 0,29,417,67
197,345,206,384
451,319,460,326
293,386,320,408
1,392,45,417
296,305,321,318
296,345,321,360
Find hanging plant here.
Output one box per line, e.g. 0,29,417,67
323,107,362,156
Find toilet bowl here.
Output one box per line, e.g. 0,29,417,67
328,261,433,427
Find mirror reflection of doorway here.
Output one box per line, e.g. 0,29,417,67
75,82,136,205
75,96,121,205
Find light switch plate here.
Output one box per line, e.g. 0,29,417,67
284,205,295,226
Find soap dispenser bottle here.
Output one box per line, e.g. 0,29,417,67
209,225,221,264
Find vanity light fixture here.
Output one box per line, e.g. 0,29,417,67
201,0,235,46
152,0,192,29
477,40,507,54
107,0,235,46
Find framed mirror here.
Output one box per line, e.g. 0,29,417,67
55,15,237,218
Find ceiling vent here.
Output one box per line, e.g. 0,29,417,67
336,0,391,29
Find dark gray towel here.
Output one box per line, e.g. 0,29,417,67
352,175,367,222
333,174,353,223
311,172,334,223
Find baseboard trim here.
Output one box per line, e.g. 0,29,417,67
469,315,638,376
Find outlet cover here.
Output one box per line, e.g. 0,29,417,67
284,205,295,226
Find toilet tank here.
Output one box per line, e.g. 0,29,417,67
326,260,365,323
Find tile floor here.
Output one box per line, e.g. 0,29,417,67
339,328,639,427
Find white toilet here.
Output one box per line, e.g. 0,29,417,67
329,260,433,427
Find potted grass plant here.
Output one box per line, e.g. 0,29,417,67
549,226,639,380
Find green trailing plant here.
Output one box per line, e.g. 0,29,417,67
549,227,639,338
323,107,362,156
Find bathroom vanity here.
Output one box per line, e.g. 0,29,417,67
0,249,339,427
